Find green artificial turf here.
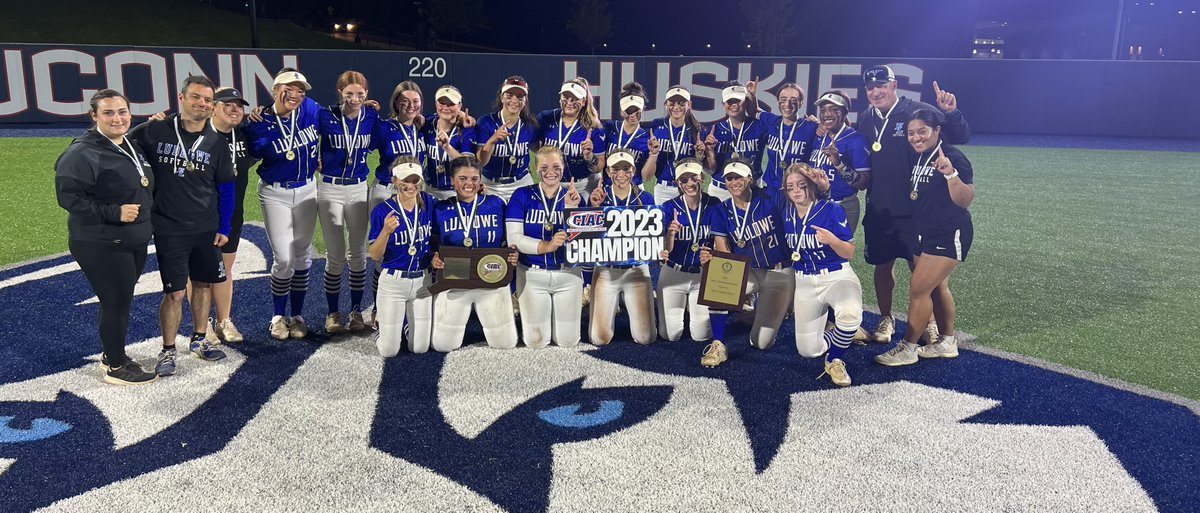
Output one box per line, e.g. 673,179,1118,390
4,136,1198,400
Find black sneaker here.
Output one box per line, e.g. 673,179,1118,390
104,360,159,386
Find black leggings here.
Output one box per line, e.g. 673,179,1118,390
69,239,148,368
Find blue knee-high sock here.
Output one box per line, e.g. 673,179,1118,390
324,270,341,314
824,326,855,362
290,268,309,317
271,276,289,317
349,268,367,311
711,312,729,342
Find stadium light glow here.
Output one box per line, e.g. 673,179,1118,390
334,24,341,30
347,23,356,31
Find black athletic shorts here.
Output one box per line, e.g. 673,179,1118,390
862,211,918,265
916,221,973,262
222,206,245,254
156,230,227,293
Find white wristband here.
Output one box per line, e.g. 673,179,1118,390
944,171,959,181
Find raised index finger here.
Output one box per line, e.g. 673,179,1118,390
937,146,946,159
933,80,942,95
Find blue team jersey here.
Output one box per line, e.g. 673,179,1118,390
374,119,426,183
536,109,606,181
781,198,853,274
660,194,725,269
318,105,378,182
708,117,768,186
472,113,535,182
718,189,790,268
368,193,436,272
506,184,573,268
647,119,704,187
246,96,321,184
597,186,653,207
420,122,474,191
758,111,818,191
602,119,650,186
807,126,870,201
432,194,507,248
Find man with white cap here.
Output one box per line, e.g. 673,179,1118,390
857,65,969,347
245,67,322,340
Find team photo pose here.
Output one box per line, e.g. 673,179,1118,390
317,70,378,334
55,90,159,385
247,68,322,340
746,80,818,191
602,82,652,188
206,87,255,344
422,85,473,201
587,150,657,345
704,81,767,202
698,159,794,367
537,78,605,195
368,157,436,356
645,85,707,205
808,91,870,235
127,75,234,376
657,158,722,343
507,146,585,348
875,110,974,366
858,65,969,346
430,155,520,351
781,164,863,387
476,76,537,202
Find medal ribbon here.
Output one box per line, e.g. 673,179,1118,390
172,116,207,171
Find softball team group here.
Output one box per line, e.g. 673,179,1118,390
56,64,974,389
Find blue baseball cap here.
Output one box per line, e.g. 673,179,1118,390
863,65,896,85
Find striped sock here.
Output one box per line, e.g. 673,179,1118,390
371,267,382,305
270,276,289,316
290,268,309,317
324,270,342,314
824,326,856,362
349,268,367,311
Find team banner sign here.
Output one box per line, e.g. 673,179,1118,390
564,206,665,266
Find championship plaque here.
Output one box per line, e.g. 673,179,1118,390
698,251,751,310
429,246,514,294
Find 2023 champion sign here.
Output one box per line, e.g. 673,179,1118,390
564,206,665,266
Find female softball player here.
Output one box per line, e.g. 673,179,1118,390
430,154,520,351
422,85,473,201
208,87,254,344
537,78,605,196
875,109,975,366
645,85,707,205
704,81,768,202
745,80,818,192
475,76,538,203
697,159,794,367
781,163,862,387
587,149,657,345
808,90,870,236
246,68,322,340
368,156,436,356
317,70,379,335
602,82,651,188
656,158,722,343
506,146,585,348
55,89,158,385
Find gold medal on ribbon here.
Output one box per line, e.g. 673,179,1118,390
690,243,700,252
871,141,882,152
910,190,919,201
185,160,196,172
544,222,554,232
436,165,444,176
408,246,418,256
736,239,746,248
463,237,473,248
286,150,296,161
732,152,741,160
791,252,801,262
508,155,517,165
140,176,149,187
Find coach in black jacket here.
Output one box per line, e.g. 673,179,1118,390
55,89,158,386
856,65,970,345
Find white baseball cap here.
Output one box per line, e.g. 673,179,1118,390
392,162,423,181
501,78,528,95
435,86,462,104
665,87,691,102
674,161,704,180
608,151,636,168
722,161,753,179
272,71,311,91
721,85,747,103
560,82,588,99
814,91,849,109
619,95,645,113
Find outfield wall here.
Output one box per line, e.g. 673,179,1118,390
1,43,1197,139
